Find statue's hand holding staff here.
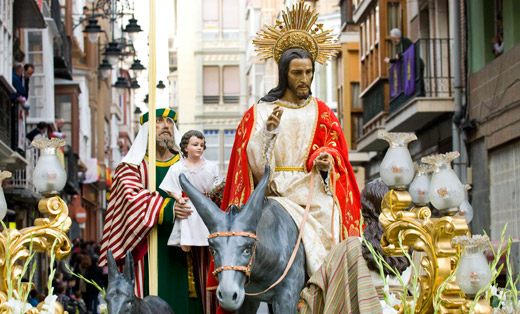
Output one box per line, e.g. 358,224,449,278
174,197,192,219
266,106,284,131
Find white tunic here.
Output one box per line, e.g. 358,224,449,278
160,157,222,247
246,97,341,276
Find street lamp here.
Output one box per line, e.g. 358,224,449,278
113,76,129,96
129,59,145,76
156,80,166,89
98,58,112,79
83,18,103,43
124,17,143,42
104,41,122,65
130,78,140,89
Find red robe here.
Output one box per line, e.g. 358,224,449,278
209,98,362,293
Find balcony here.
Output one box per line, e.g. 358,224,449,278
357,38,454,151
386,38,454,132
4,148,38,200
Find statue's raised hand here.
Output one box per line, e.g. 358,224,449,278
266,106,284,131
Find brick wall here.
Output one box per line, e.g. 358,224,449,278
468,43,520,149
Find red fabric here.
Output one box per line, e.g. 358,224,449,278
99,160,165,297
208,98,361,305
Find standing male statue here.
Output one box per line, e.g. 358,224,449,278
210,3,362,295
99,109,206,313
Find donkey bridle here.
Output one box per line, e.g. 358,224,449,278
209,231,258,280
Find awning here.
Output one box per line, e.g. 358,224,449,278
14,0,46,29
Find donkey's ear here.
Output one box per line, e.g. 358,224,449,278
124,250,135,286
240,166,269,228
107,249,120,282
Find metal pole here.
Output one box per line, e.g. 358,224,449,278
451,0,463,179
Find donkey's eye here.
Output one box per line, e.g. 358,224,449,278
243,248,251,255
209,248,216,256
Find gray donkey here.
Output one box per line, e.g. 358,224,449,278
179,166,306,313
105,249,175,314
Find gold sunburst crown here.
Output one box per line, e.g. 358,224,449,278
253,1,340,65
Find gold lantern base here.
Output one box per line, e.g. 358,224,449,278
0,196,72,314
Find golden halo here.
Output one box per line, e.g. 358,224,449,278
253,1,340,65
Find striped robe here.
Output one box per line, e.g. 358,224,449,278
299,237,382,314
99,160,164,297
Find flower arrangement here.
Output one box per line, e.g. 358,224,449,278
204,180,226,208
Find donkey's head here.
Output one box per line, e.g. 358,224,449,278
179,166,270,311
105,250,137,314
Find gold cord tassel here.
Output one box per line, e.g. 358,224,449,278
186,253,198,298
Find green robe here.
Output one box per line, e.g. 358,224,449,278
144,155,204,314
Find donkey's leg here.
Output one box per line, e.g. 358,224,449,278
271,249,306,314
236,297,261,314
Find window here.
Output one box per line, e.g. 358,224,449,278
351,83,362,109
375,5,380,44
55,95,72,147
203,0,219,40
360,23,364,56
25,28,54,122
202,0,239,40
203,65,240,104
203,66,219,104
489,141,520,240
204,130,220,162
223,0,239,39
366,17,371,50
223,66,239,103
0,0,12,81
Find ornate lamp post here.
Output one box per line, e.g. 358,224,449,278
0,138,72,313
378,132,492,314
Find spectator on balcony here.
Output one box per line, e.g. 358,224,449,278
492,14,504,57
50,118,67,139
11,62,28,109
27,122,48,142
384,28,413,64
23,63,35,100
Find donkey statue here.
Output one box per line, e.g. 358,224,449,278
179,166,306,313
105,249,175,314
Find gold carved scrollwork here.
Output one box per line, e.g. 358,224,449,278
0,196,71,313
379,189,470,314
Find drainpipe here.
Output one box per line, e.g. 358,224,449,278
451,0,463,180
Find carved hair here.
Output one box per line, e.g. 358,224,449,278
361,180,410,276
259,48,314,103
180,130,206,158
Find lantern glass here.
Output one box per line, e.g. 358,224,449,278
378,132,417,189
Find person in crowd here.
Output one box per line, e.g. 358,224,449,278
27,122,48,142
75,290,88,314
50,118,67,139
56,282,77,314
11,63,28,109
492,14,504,57
23,63,34,100
384,28,413,64
160,130,222,253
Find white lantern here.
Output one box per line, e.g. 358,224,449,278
378,132,417,189
409,163,432,206
422,152,465,214
453,235,492,297
32,139,67,195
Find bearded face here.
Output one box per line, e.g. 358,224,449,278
156,116,175,150
286,58,313,100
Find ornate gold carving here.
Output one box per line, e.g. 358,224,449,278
253,2,340,64
379,189,472,313
0,196,72,313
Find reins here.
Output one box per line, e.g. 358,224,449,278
210,161,338,296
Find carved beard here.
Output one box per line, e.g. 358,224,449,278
288,82,311,100
156,135,175,150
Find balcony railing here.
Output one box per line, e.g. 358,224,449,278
389,38,453,113
5,147,38,194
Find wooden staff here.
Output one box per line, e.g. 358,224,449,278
147,0,158,296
